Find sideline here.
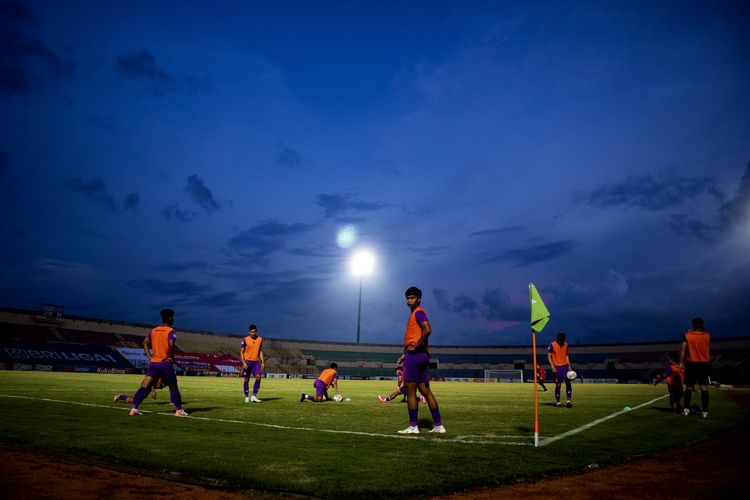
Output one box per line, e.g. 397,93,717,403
539,394,669,446
0,393,531,446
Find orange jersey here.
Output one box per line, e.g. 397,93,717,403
241,335,263,361
666,363,684,387
404,306,429,348
148,325,175,363
318,368,338,388
548,341,569,367
683,330,711,362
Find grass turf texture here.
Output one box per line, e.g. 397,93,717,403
0,372,747,499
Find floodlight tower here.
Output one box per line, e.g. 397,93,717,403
350,249,375,343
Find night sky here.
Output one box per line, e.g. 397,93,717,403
1,1,749,345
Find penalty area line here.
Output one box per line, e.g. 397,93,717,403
538,394,669,447
0,393,530,446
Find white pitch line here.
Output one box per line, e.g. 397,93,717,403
538,394,669,447
0,394,531,446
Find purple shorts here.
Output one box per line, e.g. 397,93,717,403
243,360,262,377
403,351,430,384
314,379,328,398
397,385,407,394
554,365,569,383
145,360,177,387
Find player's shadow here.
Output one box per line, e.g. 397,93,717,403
255,397,282,402
648,406,677,413
515,425,532,433
543,402,562,407
182,407,216,414
417,418,434,429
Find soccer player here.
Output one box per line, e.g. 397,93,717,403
129,308,188,417
113,377,165,403
547,332,573,408
301,362,340,402
679,317,711,418
378,364,427,404
240,323,265,403
653,353,684,414
398,286,445,434
536,363,548,392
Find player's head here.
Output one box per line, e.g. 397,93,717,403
537,363,542,368
160,308,175,325
396,365,403,372
691,317,704,330
556,332,566,345
405,286,422,308
248,324,258,336
330,362,338,370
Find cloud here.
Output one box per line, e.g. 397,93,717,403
718,161,750,228
129,279,210,296
116,49,212,96
314,193,387,218
198,291,241,307
434,287,526,322
275,147,301,168
123,192,140,212
481,240,574,267
580,173,724,211
553,270,629,309
228,219,314,261
0,3,74,96
153,261,208,272
88,114,118,133
668,214,717,243
161,204,196,223
185,174,221,212
65,177,118,212
470,226,523,237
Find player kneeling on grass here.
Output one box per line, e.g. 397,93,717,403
548,332,573,408
653,353,684,414
129,308,188,417
301,363,341,402
379,363,426,404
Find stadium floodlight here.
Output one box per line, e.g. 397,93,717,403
350,249,376,343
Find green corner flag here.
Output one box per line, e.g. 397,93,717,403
529,283,550,333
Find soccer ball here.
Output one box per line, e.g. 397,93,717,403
566,370,577,380
333,394,343,402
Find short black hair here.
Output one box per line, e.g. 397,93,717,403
330,362,338,369
405,286,422,299
160,309,174,322
248,324,257,331
691,317,704,329
556,332,566,343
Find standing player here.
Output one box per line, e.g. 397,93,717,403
129,309,188,417
679,317,711,418
398,286,445,434
301,362,340,402
547,332,573,408
240,324,265,403
536,363,548,392
653,353,684,414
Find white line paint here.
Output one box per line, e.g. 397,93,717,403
539,394,669,447
0,394,531,446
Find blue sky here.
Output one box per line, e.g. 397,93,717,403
1,1,749,345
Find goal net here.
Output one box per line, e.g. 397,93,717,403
484,369,524,383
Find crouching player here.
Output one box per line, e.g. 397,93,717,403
378,363,426,404
653,354,684,414
114,376,167,404
301,362,340,402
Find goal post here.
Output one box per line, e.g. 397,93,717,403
484,369,524,383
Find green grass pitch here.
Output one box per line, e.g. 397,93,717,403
0,372,747,498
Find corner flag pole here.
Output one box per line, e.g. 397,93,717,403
529,283,550,449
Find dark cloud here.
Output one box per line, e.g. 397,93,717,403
481,240,574,267
65,177,118,212
668,214,717,243
275,147,301,168
185,174,221,212
481,288,526,321
154,261,208,272
198,291,241,307
580,173,724,211
314,193,386,218
88,114,118,133
123,192,140,212
718,161,750,228
0,4,74,96
470,226,523,237
552,270,629,309
129,279,210,296
116,49,212,96
161,204,196,223
229,220,314,261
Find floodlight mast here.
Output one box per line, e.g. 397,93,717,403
350,250,375,344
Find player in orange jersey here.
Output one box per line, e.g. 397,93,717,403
240,324,265,403
547,332,573,408
653,353,684,414
301,363,340,402
679,317,711,418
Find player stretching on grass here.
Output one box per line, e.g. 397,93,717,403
548,332,573,408
129,308,188,417
378,363,427,404
536,363,548,392
240,324,265,403
398,286,445,434
680,317,711,418
653,353,684,414
114,376,166,403
301,363,340,402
